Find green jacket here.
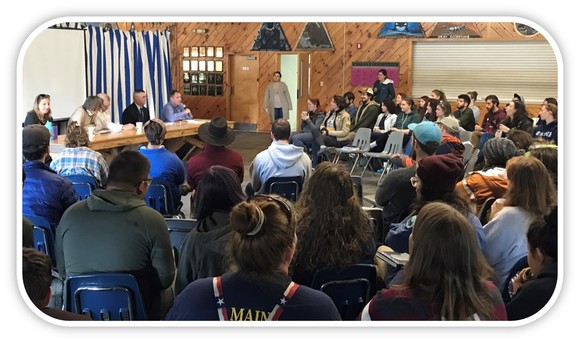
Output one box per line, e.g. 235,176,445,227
348,100,380,141
55,189,176,318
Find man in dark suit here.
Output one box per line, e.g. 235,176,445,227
122,89,150,125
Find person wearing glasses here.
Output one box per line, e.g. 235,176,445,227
24,94,53,127
165,194,341,321
55,151,176,320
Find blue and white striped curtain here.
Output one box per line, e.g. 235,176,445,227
85,27,172,123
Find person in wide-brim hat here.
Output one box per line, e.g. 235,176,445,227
198,116,235,146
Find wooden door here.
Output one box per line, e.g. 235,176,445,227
296,53,310,128
229,54,259,127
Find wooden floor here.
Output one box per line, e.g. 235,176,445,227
180,131,382,218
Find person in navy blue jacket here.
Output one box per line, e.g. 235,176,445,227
22,125,77,230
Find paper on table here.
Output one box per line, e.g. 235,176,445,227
187,119,207,124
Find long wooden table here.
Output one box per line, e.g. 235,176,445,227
50,119,235,161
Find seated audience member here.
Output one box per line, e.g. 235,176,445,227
122,89,150,125
50,121,109,188
290,162,375,287
506,206,558,320
527,144,558,190
68,96,103,129
452,94,476,131
506,129,534,152
22,125,78,231
247,118,311,195
374,121,441,233
384,154,485,255
139,118,188,209
165,194,341,321
467,91,481,123
436,116,465,159
347,87,381,142
371,99,398,141
482,156,556,289
94,93,134,132
23,248,92,321
160,90,193,122
457,138,523,214
369,95,421,153
343,91,358,121
497,100,533,137
424,99,439,122
290,98,325,167
361,202,506,321
22,169,34,248
311,95,351,151
24,94,53,127
532,103,558,145
416,95,430,121
186,116,244,194
175,166,246,295
55,151,176,320
434,100,453,123
430,88,447,102
471,95,507,150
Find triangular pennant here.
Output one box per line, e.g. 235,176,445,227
294,22,334,50
378,22,425,38
251,23,291,51
428,22,482,38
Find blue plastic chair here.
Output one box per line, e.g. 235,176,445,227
145,178,183,217
164,218,198,266
64,174,98,201
64,273,147,320
311,263,378,300
320,278,370,320
27,214,56,266
262,176,303,202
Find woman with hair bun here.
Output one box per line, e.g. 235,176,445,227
165,194,341,321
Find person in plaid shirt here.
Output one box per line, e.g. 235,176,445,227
50,121,108,187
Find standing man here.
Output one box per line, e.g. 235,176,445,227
452,94,476,132
160,90,193,122
348,87,381,141
55,151,176,320
248,118,312,195
122,89,150,125
263,71,293,123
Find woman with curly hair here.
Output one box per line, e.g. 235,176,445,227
290,162,375,286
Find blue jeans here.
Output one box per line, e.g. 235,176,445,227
274,108,284,120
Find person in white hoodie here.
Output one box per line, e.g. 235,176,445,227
248,118,312,195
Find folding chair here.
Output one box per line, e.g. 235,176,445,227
263,176,304,202
462,141,474,164
332,128,372,176
459,129,473,143
64,174,98,201
464,148,480,176
145,178,184,218
360,131,404,178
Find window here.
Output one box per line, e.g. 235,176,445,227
412,41,558,103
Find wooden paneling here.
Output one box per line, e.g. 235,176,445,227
121,21,549,131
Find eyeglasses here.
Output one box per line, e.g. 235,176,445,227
249,194,293,224
141,178,153,187
410,176,419,188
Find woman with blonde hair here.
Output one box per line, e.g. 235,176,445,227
291,162,375,286
361,202,506,320
165,194,340,320
24,94,53,127
482,156,556,289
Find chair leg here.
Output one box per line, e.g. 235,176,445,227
350,155,360,175
377,162,388,185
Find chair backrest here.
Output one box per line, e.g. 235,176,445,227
27,214,56,266
145,177,181,217
72,182,92,201
363,207,383,244
63,174,98,190
263,176,303,202
164,218,198,266
382,131,405,155
351,128,372,150
320,278,370,320
477,197,496,226
464,148,480,177
462,141,474,164
311,263,378,299
459,129,473,143
501,255,529,304
64,273,147,320
351,175,363,205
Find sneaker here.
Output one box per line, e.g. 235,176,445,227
376,168,384,174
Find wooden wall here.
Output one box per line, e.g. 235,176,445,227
126,21,546,131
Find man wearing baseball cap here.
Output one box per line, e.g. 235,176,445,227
22,124,78,231
375,121,442,233
437,116,465,159
347,87,380,141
